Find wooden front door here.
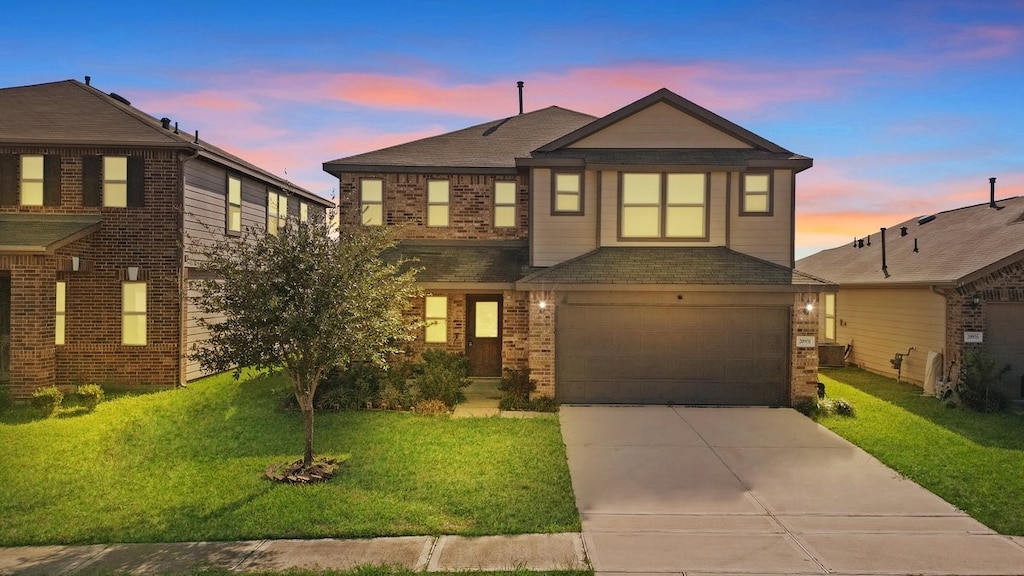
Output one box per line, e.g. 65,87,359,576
466,294,502,377
0,277,10,382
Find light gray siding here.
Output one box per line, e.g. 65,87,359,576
531,168,599,267
728,169,793,267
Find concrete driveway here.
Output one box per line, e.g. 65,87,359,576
561,406,1024,575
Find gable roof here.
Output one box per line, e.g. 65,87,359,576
0,80,328,205
0,213,102,254
518,246,829,289
385,241,532,286
322,107,597,174
796,195,1024,286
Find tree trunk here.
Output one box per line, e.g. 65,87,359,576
302,406,314,467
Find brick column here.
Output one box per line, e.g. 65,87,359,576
791,292,820,404
528,290,556,398
8,259,57,397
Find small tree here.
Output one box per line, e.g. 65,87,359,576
190,217,420,469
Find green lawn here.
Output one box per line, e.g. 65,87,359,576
817,367,1024,535
0,372,580,546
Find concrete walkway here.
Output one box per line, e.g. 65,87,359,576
561,405,1024,575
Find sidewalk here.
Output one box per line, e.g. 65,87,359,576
0,533,589,575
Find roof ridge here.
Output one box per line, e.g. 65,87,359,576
68,79,187,146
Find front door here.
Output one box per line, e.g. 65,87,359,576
466,294,502,377
0,276,10,382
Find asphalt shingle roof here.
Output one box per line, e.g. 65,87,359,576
796,195,1024,285
526,148,812,168
518,246,828,286
323,107,598,172
0,213,102,254
387,242,532,284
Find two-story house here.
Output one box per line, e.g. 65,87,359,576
0,79,331,398
325,88,830,406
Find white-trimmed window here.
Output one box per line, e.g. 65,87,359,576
424,295,448,343
299,201,309,223
621,172,706,239
103,156,128,208
122,281,146,346
267,191,288,235
742,173,772,215
20,155,44,206
824,293,836,341
494,181,516,228
227,175,242,233
553,172,582,214
55,281,66,345
360,179,383,226
427,180,449,227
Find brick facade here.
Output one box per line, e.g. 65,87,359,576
791,292,821,403
945,259,1024,370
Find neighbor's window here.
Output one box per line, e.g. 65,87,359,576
824,293,836,340
103,156,128,208
621,172,707,239
227,175,242,233
427,180,449,227
299,201,309,223
360,179,383,226
55,281,66,345
122,281,147,346
552,172,582,214
424,295,448,343
267,190,288,235
742,173,772,214
494,181,516,228
20,155,44,206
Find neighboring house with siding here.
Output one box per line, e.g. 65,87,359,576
797,189,1024,401
0,79,331,398
324,88,832,406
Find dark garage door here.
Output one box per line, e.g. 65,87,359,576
985,303,1024,401
556,305,789,405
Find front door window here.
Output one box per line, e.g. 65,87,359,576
466,295,502,377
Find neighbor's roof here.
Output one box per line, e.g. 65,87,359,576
386,241,532,285
796,195,1024,286
518,246,830,289
0,213,102,254
0,80,328,205
323,107,597,174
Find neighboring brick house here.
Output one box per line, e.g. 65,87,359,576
798,188,1024,402
0,79,331,398
325,88,831,405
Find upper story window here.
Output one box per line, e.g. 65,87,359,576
427,180,449,227
267,190,288,235
20,155,44,206
103,156,128,208
824,293,836,340
424,295,448,343
741,173,772,215
300,201,309,224
620,172,707,239
552,172,583,215
122,281,147,346
227,175,242,234
360,179,383,226
494,181,516,228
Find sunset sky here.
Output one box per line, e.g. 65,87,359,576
2,0,1021,257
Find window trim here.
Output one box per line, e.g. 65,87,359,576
20,154,44,206
424,295,448,343
226,174,242,235
360,178,383,226
618,172,710,241
103,156,129,208
550,171,584,216
493,180,517,228
824,292,836,341
55,281,66,346
426,180,450,227
740,171,774,216
121,281,147,346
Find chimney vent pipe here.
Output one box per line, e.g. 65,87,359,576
990,177,997,208
517,81,524,115
85,75,91,86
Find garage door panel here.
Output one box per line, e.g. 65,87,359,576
985,304,1024,401
557,305,789,405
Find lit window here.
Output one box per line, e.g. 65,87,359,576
227,176,242,233
494,181,516,228
424,296,448,343
20,155,44,206
300,201,309,223
360,179,383,226
267,191,288,235
55,282,66,345
122,282,146,346
427,180,449,227
103,156,128,208
621,173,706,239
553,172,582,214
824,293,836,340
742,173,772,214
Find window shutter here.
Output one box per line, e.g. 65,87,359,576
44,155,62,206
0,154,16,206
82,155,101,207
127,156,145,207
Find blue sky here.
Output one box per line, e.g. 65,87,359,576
3,0,1022,257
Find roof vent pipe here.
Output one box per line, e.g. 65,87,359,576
900,226,908,237
990,177,997,208
517,81,524,115
160,117,171,130
194,130,199,144
174,121,179,134
881,227,889,278
85,75,91,86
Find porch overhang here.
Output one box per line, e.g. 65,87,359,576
0,213,102,254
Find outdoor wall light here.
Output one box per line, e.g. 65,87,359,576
127,266,140,281
538,300,547,311
971,293,981,308
71,256,81,272
803,302,814,314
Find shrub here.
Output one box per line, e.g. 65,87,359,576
794,396,856,419
412,398,450,415
414,349,471,408
499,367,536,402
316,362,383,411
31,386,64,417
0,386,10,411
77,384,105,410
956,349,1010,413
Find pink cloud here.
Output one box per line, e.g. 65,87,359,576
942,24,1024,61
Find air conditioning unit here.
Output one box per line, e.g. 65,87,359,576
818,343,847,367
